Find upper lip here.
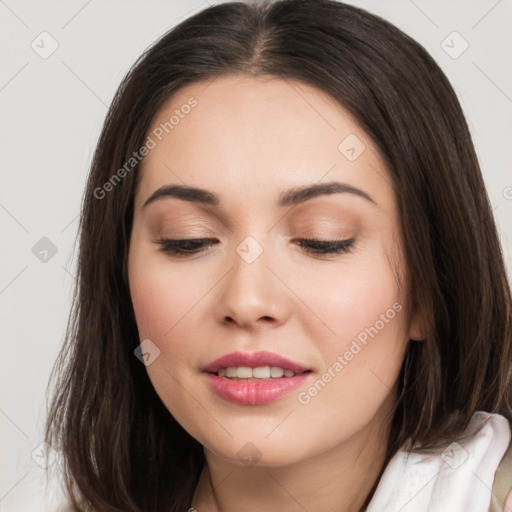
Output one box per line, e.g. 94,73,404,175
202,351,312,374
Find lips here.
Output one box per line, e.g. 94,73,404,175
202,350,312,375
202,351,313,405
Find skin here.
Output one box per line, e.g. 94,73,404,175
127,74,424,512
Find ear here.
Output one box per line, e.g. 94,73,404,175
408,310,427,341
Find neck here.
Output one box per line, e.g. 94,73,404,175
191,404,392,512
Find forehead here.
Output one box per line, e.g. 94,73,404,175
135,74,395,213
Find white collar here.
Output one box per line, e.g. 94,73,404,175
367,411,511,512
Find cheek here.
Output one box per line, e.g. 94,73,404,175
129,270,172,342
296,247,405,354
127,247,222,405
128,249,204,342
128,251,205,413
293,251,407,397
293,253,408,431
330,272,403,346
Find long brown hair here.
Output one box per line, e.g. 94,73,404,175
45,0,512,510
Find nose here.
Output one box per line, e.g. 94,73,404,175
214,236,291,331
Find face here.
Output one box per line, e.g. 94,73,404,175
128,74,422,467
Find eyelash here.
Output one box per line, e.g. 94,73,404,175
154,237,355,257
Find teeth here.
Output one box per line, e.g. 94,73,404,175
217,366,297,379
252,366,270,378
237,366,253,378
270,367,284,378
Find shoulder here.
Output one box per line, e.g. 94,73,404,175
489,431,512,512
367,411,512,512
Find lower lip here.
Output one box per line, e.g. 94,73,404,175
204,372,312,405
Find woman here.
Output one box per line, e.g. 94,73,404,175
43,0,512,510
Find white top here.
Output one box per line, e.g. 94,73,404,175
367,411,511,511
3,411,510,511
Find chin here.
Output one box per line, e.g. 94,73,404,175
202,435,313,468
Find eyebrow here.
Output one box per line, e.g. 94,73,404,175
141,181,376,209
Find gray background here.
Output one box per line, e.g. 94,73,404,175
1,0,511,507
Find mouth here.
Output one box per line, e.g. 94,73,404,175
202,351,314,405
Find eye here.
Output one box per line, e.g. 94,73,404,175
154,238,217,257
295,238,355,255
154,237,355,257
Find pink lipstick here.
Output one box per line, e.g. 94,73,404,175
202,351,313,405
